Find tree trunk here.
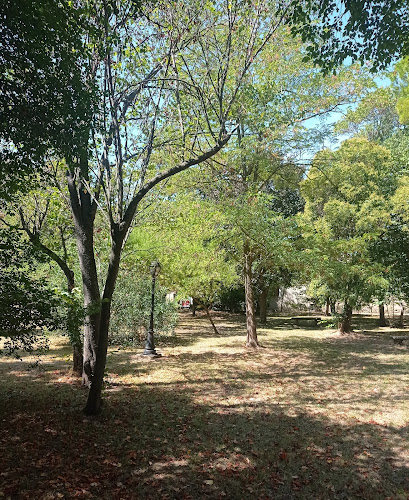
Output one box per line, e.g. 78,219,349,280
72,344,83,376
76,227,101,388
259,287,267,324
67,169,101,388
338,302,353,334
192,297,197,317
244,242,258,348
204,305,219,335
83,233,123,416
66,272,83,376
379,304,387,327
325,297,330,316
398,304,404,328
330,300,336,315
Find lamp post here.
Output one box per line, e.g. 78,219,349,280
143,260,161,356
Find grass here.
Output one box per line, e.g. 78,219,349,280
1,312,409,499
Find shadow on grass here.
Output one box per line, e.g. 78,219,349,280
1,373,408,500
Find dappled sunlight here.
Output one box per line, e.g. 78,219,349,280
1,314,409,498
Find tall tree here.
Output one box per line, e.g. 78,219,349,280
301,138,393,333
192,32,370,346
54,0,291,415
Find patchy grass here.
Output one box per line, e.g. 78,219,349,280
1,313,409,499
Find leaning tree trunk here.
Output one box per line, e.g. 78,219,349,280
379,303,387,327
338,302,353,334
20,216,84,376
204,305,220,335
259,287,267,324
244,242,258,348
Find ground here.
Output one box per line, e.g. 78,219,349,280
1,313,408,499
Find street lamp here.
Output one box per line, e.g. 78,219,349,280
143,260,161,356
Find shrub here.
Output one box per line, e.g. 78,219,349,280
109,273,178,347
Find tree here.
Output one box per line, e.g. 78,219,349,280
0,0,93,199
334,86,401,143
191,31,370,346
301,138,392,333
128,191,238,335
54,0,290,415
1,179,86,374
287,0,409,73
0,227,59,357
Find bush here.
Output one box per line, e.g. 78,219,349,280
213,286,245,313
109,273,178,347
0,228,59,357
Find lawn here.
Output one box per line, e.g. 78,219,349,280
1,313,408,499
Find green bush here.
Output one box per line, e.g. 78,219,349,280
109,273,178,347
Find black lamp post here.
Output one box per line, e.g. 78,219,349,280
143,260,161,356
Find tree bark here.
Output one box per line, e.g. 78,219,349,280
338,302,353,334
379,303,387,327
398,304,404,328
66,272,83,376
192,297,197,317
325,297,330,316
67,169,101,388
204,305,219,335
83,231,123,415
72,344,83,376
330,300,336,315
244,242,258,348
259,287,267,324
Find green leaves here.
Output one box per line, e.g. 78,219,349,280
301,137,393,307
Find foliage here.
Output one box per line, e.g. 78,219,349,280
0,228,59,357
109,273,178,347
0,0,94,198
55,287,84,349
128,191,239,309
334,86,400,143
301,138,392,312
288,0,409,73
213,286,246,313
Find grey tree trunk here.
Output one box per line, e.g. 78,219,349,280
244,242,258,348
398,304,404,328
83,231,123,415
338,302,353,334
19,216,83,375
325,297,330,316
66,273,83,376
379,304,387,327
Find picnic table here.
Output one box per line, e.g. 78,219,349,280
292,316,321,326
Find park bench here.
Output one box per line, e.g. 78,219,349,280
292,317,321,326
391,336,409,345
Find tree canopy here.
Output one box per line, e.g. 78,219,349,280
288,0,409,72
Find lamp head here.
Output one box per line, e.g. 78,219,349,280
150,260,161,277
